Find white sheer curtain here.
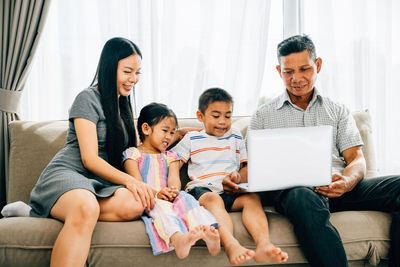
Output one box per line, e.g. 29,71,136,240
302,0,400,174
21,0,272,120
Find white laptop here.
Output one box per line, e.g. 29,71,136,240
239,125,333,192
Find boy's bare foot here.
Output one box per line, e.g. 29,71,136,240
171,226,203,259
225,243,255,266
202,225,221,256
254,242,288,263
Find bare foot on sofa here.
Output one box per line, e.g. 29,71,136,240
225,243,255,266
202,225,220,256
171,226,203,259
254,242,288,263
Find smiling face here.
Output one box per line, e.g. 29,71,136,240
276,50,322,99
141,116,177,153
116,54,142,97
197,101,232,137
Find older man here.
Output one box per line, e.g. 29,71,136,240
247,35,399,267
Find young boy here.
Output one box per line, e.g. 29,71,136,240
172,88,288,265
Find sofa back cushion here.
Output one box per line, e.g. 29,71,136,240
352,110,378,178
8,121,68,204
7,111,377,204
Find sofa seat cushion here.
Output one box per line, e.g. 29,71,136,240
0,217,62,266
0,210,390,267
232,210,390,265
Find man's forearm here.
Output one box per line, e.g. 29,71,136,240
342,157,366,191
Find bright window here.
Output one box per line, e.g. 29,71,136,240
21,0,283,120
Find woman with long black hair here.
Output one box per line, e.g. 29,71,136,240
30,37,155,266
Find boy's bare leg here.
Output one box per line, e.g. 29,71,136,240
202,225,221,256
170,225,204,259
231,193,288,263
199,192,255,266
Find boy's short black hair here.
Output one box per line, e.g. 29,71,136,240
198,88,233,114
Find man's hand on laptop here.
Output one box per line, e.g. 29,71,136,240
222,171,246,194
314,173,350,198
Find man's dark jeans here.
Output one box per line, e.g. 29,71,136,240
260,175,400,267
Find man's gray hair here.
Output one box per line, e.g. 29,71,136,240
277,35,317,63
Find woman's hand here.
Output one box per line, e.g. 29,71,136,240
167,127,202,150
125,179,155,210
156,186,179,202
175,127,202,141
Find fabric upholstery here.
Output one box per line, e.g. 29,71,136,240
0,212,390,266
7,120,68,204
352,110,378,178
0,111,389,267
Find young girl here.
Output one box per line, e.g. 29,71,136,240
122,102,220,259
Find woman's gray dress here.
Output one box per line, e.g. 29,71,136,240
29,88,124,217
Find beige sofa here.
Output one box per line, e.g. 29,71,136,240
0,111,391,267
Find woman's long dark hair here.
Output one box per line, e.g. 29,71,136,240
90,37,141,170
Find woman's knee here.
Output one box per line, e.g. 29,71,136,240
55,191,101,230
118,200,144,221
114,189,145,221
69,200,100,228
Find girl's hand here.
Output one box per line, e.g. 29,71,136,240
125,179,155,210
168,186,180,196
156,187,178,202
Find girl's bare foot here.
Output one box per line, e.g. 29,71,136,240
171,226,203,259
202,225,221,256
225,243,255,266
254,242,288,263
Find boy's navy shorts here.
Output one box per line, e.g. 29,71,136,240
187,187,238,211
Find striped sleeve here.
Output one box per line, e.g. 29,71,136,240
238,139,248,164
165,151,181,166
233,128,247,165
171,133,191,162
122,147,141,163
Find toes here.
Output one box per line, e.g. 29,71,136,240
246,249,255,257
272,247,281,254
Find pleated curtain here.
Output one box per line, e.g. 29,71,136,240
0,0,51,214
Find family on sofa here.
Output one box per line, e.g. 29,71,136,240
3,35,400,267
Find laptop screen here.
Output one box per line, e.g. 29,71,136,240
246,125,333,192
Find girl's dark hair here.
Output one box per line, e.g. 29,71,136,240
137,102,178,143
90,37,141,170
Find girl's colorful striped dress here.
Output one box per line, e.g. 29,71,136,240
122,147,218,255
